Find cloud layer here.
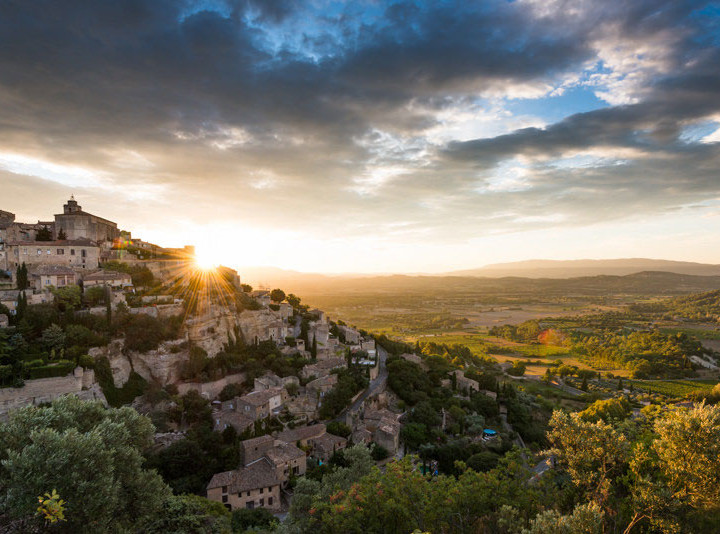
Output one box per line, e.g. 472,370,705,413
0,0,719,270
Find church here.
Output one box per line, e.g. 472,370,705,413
53,196,120,243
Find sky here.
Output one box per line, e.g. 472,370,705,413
1,0,720,273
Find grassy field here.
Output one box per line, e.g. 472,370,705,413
410,332,634,376
627,379,717,398
659,327,720,340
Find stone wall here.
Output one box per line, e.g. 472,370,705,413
177,372,246,399
0,367,105,419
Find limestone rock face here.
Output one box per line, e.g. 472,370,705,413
185,304,241,356
89,340,130,387
237,309,283,344
129,340,190,385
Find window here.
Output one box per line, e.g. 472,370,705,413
246,491,250,497
70,249,75,255
81,249,86,258
268,497,273,506
22,248,27,255
259,488,263,494
222,495,228,503
222,486,227,493
57,249,64,255
259,499,264,506
37,250,42,255
46,249,51,255
246,502,254,509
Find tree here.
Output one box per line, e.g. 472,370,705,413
41,323,66,353
579,398,631,424
652,403,720,510
287,293,301,308
0,396,170,532
311,335,318,358
547,410,630,507
35,225,52,241
240,283,252,293
231,507,277,532
52,285,82,312
16,262,28,290
327,421,351,439
138,494,231,534
270,288,286,303
617,378,624,391
57,228,67,240
580,376,588,391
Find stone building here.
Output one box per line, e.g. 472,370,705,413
5,239,100,272
54,197,119,242
235,388,285,420
82,270,132,289
29,265,76,291
207,460,281,512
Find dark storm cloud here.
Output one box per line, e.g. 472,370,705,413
0,0,718,242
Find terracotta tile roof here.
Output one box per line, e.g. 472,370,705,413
266,442,305,465
314,433,347,454
83,270,132,281
30,265,76,276
240,435,274,451
207,458,281,492
277,423,326,443
238,387,283,406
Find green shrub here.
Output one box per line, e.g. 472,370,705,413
78,354,95,369
26,360,75,380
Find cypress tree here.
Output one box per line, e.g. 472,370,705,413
311,335,317,358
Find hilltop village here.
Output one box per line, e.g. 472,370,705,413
2,200,720,533
0,198,404,514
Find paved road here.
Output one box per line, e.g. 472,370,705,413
334,344,389,423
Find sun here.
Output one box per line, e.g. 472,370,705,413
194,245,221,270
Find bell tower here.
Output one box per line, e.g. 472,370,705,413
63,195,81,214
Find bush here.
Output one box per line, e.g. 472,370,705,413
26,360,75,380
78,354,95,369
231,507,277,533
371,444,389,461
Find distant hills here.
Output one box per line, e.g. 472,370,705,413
238,258,720,290
448,258,720,279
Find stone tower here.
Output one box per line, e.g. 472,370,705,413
63,196,81,214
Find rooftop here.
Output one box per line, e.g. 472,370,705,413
238,387,284,406
207,458,281,492
83,270,132,281
8,238,98,247
30,265,76,276
265,442,305,465
277,423,326,443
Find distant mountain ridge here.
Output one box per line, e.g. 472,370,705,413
449,258,720,279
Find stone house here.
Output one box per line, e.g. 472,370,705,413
5,238,100,272
306,374,337,404
313,433,347,462
266,441,307,481
240,435,275,465
453,370,479,393
339,325,361,345
309,323,330,347
236,388,285,420
29,265,77,291
213,410,254,434
300,357,346,379
82,270,132,289
277,423,327,449
207,460,281,511
363,409,402,454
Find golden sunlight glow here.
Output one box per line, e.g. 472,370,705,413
194,244,222,270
